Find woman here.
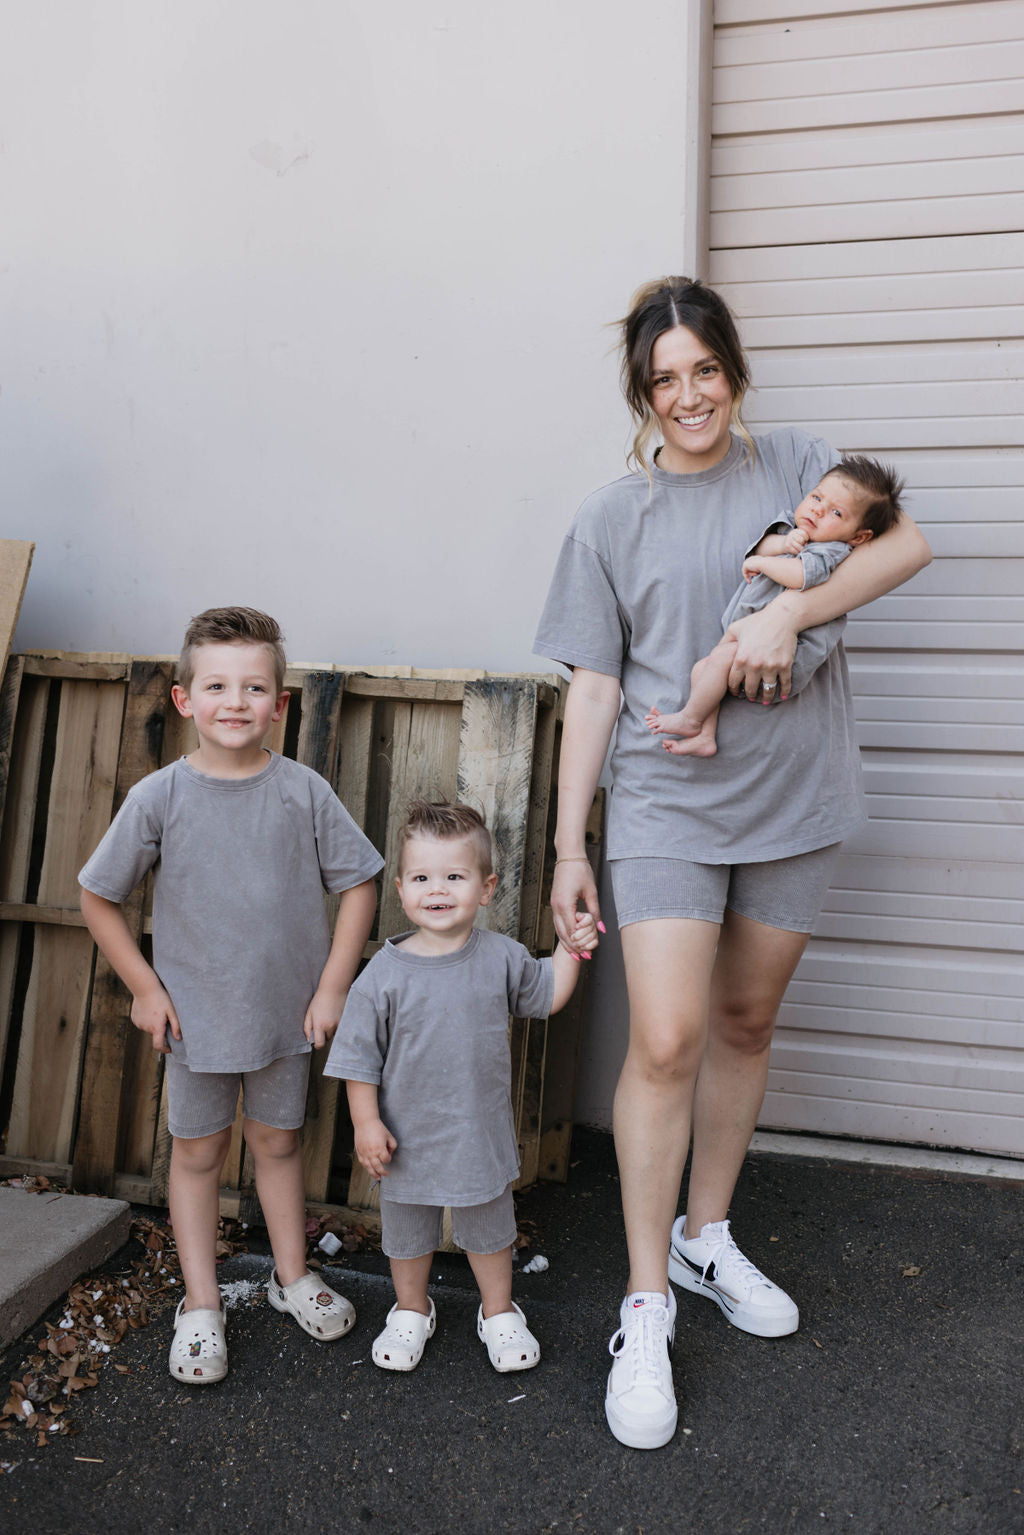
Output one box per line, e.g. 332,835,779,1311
534,278,930,1450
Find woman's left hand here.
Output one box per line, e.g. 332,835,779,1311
724,600,800,702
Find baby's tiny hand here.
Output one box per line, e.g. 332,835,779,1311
784,527,809,554
570,913,600,958
742,557,763,583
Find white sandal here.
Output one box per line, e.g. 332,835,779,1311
267,1269,356,1340
477,1302,540,1372
371,1300,436,1371
169,1297,228,1385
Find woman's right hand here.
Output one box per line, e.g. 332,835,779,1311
551,856,602,952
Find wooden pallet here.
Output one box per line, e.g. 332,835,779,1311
0,653,601,1232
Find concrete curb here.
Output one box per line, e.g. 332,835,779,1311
0,1187,131,1348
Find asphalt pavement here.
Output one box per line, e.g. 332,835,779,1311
2,1128,1022,1535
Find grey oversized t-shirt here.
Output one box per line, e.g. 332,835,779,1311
325,928,554,1206
79,754,385,1071
534,429,867,864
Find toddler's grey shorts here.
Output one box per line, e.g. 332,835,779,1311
381,1184,517,1259
609,843,842,934
165,1051,311,1139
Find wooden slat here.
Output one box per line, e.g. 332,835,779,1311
74,660,175,1193
0,542,33,686
457,680,538,938
7,679,126,1162
0,675,49,1094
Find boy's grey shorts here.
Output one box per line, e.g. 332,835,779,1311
381,1186,517,1259
165,1052,311,1139
609,844,842,935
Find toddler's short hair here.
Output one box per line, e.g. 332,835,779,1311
832,455,904,539
178,607,286,694
397,800,493,878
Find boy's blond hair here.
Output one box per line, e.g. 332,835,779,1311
397,800,493,878
178,607,287,694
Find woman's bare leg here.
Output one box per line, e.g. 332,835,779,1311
615,917,720,1296
684,909,809,1235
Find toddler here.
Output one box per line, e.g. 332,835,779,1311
80,607,384,1384
646,455,904,756
325,800,598,1373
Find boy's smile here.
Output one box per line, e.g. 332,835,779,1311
171,641,289,777
396,833,497,954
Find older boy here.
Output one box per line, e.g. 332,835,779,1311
646,455,904,756
80,607,383,1384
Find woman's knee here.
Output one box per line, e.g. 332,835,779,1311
625,1022,706,1084
712,994,777,1054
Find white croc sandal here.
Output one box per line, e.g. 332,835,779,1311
267,1269,356,1340
371,1300,436,1371
169,1298,228,1385
477,1302,540,1373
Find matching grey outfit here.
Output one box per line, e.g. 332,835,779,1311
79,754,385,1122
722,508,852,628
534,429,866,870
325,927,554,1250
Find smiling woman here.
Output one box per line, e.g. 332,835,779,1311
534,275,931,1451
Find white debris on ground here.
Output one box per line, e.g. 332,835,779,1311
521,1255,549,1273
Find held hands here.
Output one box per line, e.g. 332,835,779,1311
561,910,601,963
551,857,603,953
353,1119,397,1181
304,987,347,1049
130,985,181,1055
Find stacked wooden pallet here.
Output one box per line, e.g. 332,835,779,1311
0,653,601,1232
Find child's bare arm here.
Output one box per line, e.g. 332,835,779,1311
550,913,600,1014
346,1079,397,1179
742,553,807,590
80,887,181,1053
305,878,378,1048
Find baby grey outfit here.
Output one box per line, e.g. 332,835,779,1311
79,753,385,1073
325,927,554,1208
722,507,852,627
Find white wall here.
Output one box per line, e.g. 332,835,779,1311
2,2,691,674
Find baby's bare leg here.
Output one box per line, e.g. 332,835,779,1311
646,639,735,756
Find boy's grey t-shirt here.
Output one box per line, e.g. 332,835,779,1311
534,428,867,865
325,928,555,1206
79,753,385,1072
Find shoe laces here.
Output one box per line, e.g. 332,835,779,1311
700,1221,769,1289
608,1302,671,1379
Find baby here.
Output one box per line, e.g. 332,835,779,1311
646,455,904,756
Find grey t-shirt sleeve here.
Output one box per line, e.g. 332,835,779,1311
324,974,387,1084
505,944,555,1019
798,540,851,590
534,529,629,678
310,780,386,893
78,786,162,901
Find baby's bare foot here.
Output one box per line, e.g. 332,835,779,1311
664,731,717,758
646,705,699,738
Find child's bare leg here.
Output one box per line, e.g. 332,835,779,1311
390,1252,434,1315
244,1119,308,1288
466,1246,514,1319
169,1127,232,1310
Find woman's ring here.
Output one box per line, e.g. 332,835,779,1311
764,682,776,693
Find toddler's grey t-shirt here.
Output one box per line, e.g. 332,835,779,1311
325,928,554,1206
534,428,867,865
79,753,384,1072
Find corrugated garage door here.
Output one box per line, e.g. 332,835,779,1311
709,0,1024,1154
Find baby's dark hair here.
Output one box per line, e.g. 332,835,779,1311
178,607,286,693
397,800,493,877
832,455,904,539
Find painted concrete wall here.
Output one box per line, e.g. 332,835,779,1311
1,2,696,1126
